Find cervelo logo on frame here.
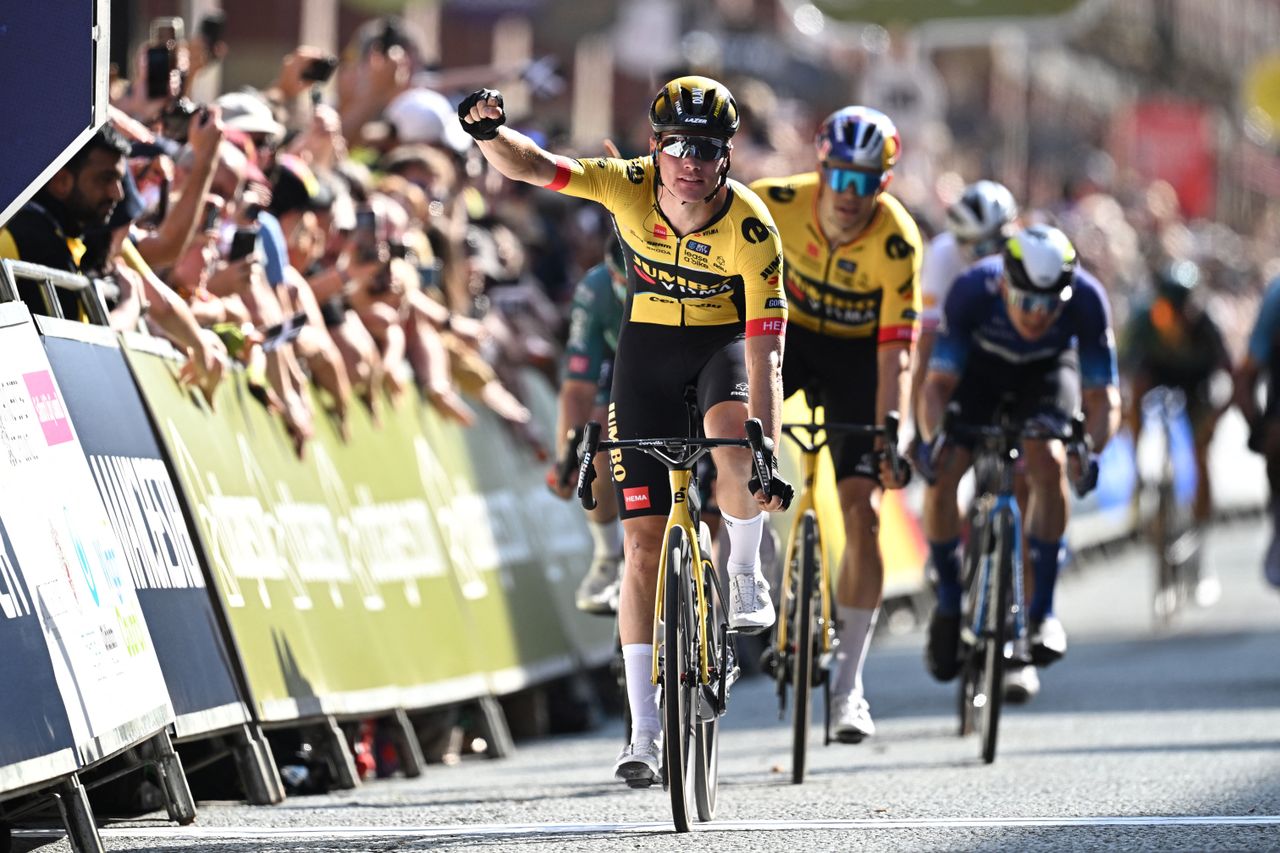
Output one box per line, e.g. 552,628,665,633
22,371,72,445
623,487,651,509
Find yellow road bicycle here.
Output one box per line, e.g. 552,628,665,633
765,397,905,784
576,406,781,832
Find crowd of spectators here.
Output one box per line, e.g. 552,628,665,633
0,12,1273,461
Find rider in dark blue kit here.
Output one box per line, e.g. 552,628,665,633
915,225,1121,701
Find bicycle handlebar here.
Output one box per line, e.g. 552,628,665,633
927,407,1096,496
576,418,779,511
782,411,908,485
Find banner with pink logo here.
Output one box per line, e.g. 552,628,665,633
0,304,171,771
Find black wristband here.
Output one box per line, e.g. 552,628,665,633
457,88,506,142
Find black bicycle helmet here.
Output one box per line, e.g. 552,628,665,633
649,75,740,139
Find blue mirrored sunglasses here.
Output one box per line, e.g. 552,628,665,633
1005,286,1065,314
657,136,730,162
823,165,883,196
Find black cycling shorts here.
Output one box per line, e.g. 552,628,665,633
949,347,1081,444
782,324,879,481
608,324,748,520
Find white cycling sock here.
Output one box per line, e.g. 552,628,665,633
622,643,660,743
720,510,764,576
588,517,623,559
832,606,879,698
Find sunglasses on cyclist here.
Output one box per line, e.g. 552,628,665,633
1004,284,1071,314
822,163,884,196
656,135,731,162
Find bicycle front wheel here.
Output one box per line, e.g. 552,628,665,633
1153,478,1178,627
979,509,1013,765
694,552,723,821
662,527,695,832
790,511,818,784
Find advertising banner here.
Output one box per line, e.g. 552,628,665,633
415,399,577,695
124,340,401,721
0,305,171,769
42,323,248,740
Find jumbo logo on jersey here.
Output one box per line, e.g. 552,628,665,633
633,256,735,298
626,160,645,184
787,272,884,331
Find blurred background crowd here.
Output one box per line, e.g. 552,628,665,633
8,0,1280,453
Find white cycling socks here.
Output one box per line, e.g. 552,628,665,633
588,517,623,560
832,605,879,698
721,510,764,576
622,643,660,743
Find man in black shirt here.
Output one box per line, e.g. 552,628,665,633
0,124,130,318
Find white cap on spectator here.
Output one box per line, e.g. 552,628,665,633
385,88,472,154
215,92,286,141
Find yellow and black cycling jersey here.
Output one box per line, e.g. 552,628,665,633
749,172,922,343
545,155,787,337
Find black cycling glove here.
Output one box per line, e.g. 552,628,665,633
457,89,506,141
1072,453,1100,498
748,442,794,511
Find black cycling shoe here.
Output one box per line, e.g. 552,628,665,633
925,608,963,682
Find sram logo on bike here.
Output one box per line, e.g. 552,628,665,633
623,487,651,509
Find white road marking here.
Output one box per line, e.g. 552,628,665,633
15,814,1280,842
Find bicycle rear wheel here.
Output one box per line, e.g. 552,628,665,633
790,511,818,784
662,527,695,832
694,553,724,821
979,510,1013,764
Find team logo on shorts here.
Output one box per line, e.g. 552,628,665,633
733,382,749,399
623,487,651,510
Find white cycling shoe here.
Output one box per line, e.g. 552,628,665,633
614,738,661,788
575,554,621,615
1003,663,1041,703
831,692,875,743
728,570,775,635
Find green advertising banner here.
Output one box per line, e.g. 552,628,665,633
123,337,605,721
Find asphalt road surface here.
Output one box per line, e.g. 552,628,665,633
18,517,1280,852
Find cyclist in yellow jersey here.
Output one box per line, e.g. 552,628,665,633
459,76,793,787
751,106,921,743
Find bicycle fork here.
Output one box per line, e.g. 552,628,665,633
652,468,713,688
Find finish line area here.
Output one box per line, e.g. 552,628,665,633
15,814,1280,844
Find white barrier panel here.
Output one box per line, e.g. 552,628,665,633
0,304,172,769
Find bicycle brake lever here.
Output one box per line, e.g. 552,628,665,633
577,421,602,510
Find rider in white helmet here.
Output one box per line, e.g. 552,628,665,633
912,180,1018,419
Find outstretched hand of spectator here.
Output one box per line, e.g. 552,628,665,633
178,328,228,406
275,46,334,101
